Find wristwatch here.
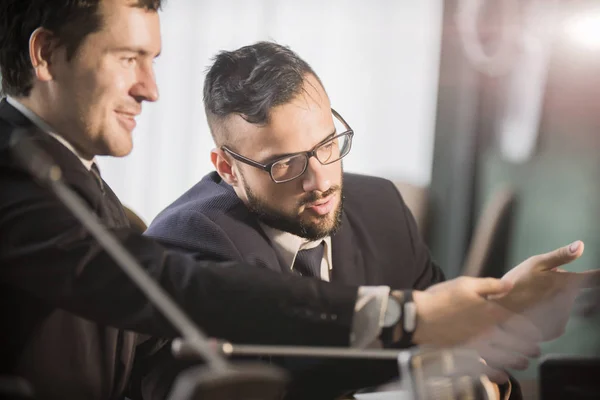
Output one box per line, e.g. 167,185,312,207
403,290,417,336
380,290,417,346
383,292,402,328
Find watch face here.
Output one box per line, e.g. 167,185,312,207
383,297,402,327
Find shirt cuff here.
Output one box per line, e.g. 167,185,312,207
350,286,391,348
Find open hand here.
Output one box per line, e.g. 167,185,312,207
412,277,516,348
494,241,600,340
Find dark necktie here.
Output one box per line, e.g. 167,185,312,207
90,162,104,192
293,241,325,278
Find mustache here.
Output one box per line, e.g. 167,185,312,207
299,186,341,207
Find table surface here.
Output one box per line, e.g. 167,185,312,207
354,391,411,400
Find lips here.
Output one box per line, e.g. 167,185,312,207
305,194,336,216
115,111,138,132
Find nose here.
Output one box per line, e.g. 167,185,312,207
131,64,159,102
302,157,331,193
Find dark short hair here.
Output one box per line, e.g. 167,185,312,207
0,0,164,97
203,41,323,145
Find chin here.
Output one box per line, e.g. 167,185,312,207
303,211,335,230
106,132,134,157
101,141,133,157
113,146,133,157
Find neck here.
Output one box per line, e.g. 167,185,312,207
16,94,94,161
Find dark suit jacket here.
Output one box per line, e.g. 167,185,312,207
0,99,360,399
147,172,444,290
145,172,445,398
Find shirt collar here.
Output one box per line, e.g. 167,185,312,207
6,96,95,171
259,222,333,277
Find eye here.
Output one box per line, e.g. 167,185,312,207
121,57,137,67
273,161,291,171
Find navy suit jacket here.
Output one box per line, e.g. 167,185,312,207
146,171,444,290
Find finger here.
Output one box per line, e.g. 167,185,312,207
453,357,510,384
577,269,600,289
573,288,600,317
501,313,543,343
479,345,530,370
546,268,600,290
464,363,510,385
481,366,510,385
470,278,514,297
538,241,584,271
487,327,541,358
442,353,510,385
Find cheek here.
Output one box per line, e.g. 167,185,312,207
330,162,343,180
91,64,133,102
241,168,306,210
113,74,131,92
262,182,301,209
71,73,114,116
319,163,342,188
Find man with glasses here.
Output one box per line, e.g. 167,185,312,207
147,42,437,293
143,42,440,398
145,42,445,398
143,41,598,398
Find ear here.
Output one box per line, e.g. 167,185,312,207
29,27,60,82
211,148,240,187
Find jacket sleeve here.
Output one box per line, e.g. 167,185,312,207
0,171,357,347
145,208,244,263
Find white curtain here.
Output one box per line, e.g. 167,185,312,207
98,0,444,223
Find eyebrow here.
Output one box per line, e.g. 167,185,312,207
112,47,161,58
264,129,337,162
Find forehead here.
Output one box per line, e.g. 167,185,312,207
89,0,161,51
234,75,334,159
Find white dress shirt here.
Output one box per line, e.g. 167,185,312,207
259,222,333,280
259,223,393,347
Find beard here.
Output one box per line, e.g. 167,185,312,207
243,177,344,241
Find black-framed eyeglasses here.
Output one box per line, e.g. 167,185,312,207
222,108,354,184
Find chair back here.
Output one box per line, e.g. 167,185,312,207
123,205,148,234
462,186,517,278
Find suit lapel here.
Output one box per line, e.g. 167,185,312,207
330,211,368,285
0,99,104,207
236,209,290,274
217,179,290,274
250,217,298,275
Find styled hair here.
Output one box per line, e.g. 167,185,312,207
203,41,323,145
0,0,164,97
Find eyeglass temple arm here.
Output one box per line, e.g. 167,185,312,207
221,146,271,172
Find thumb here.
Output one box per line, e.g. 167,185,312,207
538,241,584,271
472,278,514,297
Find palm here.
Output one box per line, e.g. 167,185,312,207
495,241,600,340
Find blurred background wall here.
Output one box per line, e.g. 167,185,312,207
97,0,444,224
426,0,600,395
